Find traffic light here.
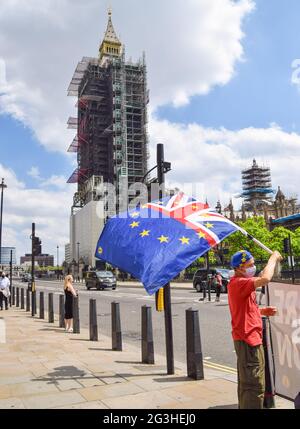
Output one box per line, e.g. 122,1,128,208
283,238,290,254
32,236,41,256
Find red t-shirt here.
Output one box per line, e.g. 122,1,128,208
228,276,262,346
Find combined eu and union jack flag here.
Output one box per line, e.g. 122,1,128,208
95,192,239,295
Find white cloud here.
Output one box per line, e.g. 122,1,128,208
40,175,70,190
27,166,41,180
0,0,254,153
0,164,75,261
149,116,300,208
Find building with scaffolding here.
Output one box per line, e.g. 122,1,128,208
240,159,274,213
221,159,299,230
66,10,149,268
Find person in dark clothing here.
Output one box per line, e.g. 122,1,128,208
215,272,223,302
63,275,77,332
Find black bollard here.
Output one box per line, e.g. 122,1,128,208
294,392,300,409
89,299,98,341
73,296,80,333
26,289,30,312
59,294,65,328
141,305,155,364
186,308,204,380
111,302,122,351
16,287,20,307
31,291,37,316
48,293,54,323
262,317,276,408
12,286,15,306
20,288,25,309
39,292,44,319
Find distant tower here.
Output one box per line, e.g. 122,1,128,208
66,9,149,267
67,8,149,210
215,200,222,214
241,159,273,212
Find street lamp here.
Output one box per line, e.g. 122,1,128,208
57,245,59,280
77,242,80,280
76,242,80,263
0,178,7,267
57,245,59,268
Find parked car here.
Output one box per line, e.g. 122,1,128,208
85,271,117,291
21,273,32,282
192,268,230,293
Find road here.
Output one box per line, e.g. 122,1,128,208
12,278,238,372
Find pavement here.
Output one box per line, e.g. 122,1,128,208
0,304,295,409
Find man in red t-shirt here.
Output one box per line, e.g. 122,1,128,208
228,249,282,409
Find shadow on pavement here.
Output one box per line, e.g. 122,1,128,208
88,348,116,352
153,376,191,383
208,404,238,409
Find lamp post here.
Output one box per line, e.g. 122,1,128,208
0,178,8,266
142,144,173,375
77,242,80,280
57,245,59,279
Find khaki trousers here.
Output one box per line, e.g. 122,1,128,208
234,340,265,409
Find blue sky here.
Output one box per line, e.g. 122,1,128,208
156,0,300,132
0,0,300,260
0,115,73,188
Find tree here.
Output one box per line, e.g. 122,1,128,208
223,217,272,260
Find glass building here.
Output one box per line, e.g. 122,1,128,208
0,247,17,265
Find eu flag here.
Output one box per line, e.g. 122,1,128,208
95,193,239,295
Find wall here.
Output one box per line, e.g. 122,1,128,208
70,200,105,267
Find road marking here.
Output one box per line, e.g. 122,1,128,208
203,362,237,375
0,319,6,343
203,360,237,373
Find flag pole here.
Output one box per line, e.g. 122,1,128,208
234,225,281,277
236,226,273,255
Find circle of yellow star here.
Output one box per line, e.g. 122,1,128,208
130,221,140,229
141,204,148,209
98,247,103,254
130,212,140,218
158,235,169,243
205,222,214,229
197,232,206,239
179,237,190,245
140,230,150,237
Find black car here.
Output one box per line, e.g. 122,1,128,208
85,271,117,291
192,268,230,293
21,273,32,282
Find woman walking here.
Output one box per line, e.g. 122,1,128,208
64,275,77,332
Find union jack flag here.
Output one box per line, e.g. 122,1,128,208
95,192,239,295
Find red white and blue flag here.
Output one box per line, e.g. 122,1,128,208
95,192,239,295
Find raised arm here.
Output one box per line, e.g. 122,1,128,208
253,251,283,289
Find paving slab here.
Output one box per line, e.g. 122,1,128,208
0,308,295,410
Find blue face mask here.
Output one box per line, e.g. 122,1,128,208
244,266,256,278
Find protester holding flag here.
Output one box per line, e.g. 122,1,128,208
228,249,283,409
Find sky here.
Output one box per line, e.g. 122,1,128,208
1,0,300,263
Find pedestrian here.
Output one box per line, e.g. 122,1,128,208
228,249,282,409
214,272,223,302
63,275,77,333
0,272,10,310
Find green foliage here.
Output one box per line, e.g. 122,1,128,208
224,216,300,259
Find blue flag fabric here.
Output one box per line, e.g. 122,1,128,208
95,193,239,295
